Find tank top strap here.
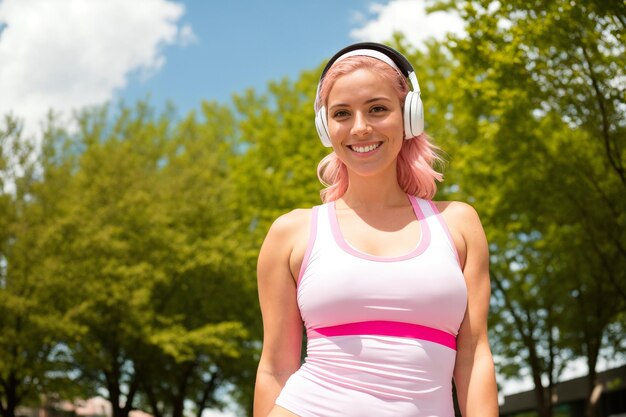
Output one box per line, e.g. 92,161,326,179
412,197,462,268
312,202,336,251
296,204,333,286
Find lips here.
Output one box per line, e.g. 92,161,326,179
349,142,382,153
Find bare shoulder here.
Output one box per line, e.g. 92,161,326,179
434,200,480,221
266,208,313,242
259,208,314,283
261,208,313,260
433,200,484,233
274,208,313,227
432,201,487,269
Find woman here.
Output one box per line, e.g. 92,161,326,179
254,42,498,417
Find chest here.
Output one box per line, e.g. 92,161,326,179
335,211,424,258
297,237,468,333
295,199,468,334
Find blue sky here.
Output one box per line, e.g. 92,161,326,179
0,0,464,136
121,0,375,114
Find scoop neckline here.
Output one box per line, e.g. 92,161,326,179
328,194,431,262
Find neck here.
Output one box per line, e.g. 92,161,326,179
339,169,408,210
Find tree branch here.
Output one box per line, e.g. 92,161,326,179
579,40,626,187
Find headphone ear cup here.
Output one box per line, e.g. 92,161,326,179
315,106,332,147
403,92,424,139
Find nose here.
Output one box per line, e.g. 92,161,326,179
350,112,371,137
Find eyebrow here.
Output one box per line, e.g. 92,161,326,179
328,96,393,111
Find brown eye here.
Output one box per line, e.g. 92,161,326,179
333,110,350,118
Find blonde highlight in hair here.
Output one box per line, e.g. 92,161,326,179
316,55,443,203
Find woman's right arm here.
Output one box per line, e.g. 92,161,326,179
253,211,307,417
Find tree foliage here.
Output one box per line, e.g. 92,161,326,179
0,100,258,417
0,68,328,415
425,1,625,416
0,115,82,417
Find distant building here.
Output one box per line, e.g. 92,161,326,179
500,365,626,417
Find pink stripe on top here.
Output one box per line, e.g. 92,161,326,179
308,320,457,350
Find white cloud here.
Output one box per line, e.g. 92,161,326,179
0,0,193,137
350,0,465,49
178,23,197,46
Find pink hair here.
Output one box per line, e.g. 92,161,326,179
316,55,443,203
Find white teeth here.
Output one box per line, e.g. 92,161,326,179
351,143,381,153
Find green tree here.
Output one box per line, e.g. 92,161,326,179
0,115,80,417
426,1,626,416
135,101,254,417
41,100,261,417
225,72,329,414
230,72,327,242
48,103,180,417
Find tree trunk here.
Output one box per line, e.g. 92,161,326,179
585,370,599,417
0,373,19,417
107,379,123,417
585,344,601,417
106,370,129,417
529,351,552,417
172,362,195,417
492,276,553,417
121,375,139,417
0,402,15,417
195,373,217,417
144,385,164,417
172,397,185,417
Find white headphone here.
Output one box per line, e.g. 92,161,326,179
314,42,424,147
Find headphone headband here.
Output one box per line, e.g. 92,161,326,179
320,42,414,81
334,49,403,75
315,42,421,112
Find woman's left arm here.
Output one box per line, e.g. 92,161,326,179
445,202,499,417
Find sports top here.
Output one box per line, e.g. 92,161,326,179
275,195,468,417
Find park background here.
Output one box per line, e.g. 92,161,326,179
0,1,624,417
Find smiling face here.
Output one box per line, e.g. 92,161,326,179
326,68,405,180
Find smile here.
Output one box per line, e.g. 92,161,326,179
349,142,382,153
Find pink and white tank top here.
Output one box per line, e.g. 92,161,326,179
275,195,467,417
